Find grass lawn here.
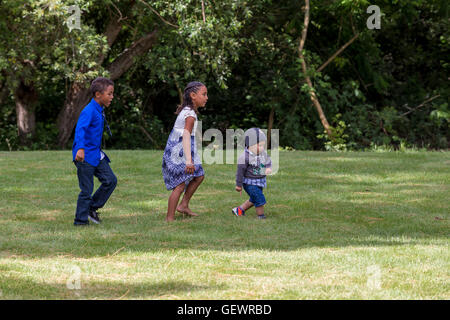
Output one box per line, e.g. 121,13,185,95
0,150,448,300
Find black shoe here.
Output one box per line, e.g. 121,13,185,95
88,210,101,224
74,222,89,226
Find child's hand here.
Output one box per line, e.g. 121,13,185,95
185,161,195,174
265,167,272,175
75,149,85,162
235,186,242,196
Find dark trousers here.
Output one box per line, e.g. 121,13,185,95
74,159,117,225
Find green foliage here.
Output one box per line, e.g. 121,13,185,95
144,0,244,89
0,112,18,151
104,80,166,149
317,114,349,152
0,0,448,151
0,0,107,89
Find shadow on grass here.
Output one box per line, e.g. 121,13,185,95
0,273,221,299
0,202,447,260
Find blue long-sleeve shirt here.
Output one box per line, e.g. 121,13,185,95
72,98,110,167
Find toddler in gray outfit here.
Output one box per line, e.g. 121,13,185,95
233,128,272,219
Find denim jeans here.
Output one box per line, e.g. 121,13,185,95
243,183,266,207
74,159,117,225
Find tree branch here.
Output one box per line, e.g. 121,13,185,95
138,0,179,29
201,0,206,23
139,125,156,145
99,1,137,64
171,72,183,105
298,1,309,54
400,95,441,117
109,1,125,22
108,29,158,80
316,33,359,73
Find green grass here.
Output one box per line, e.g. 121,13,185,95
0,150,449,299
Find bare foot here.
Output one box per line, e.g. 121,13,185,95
166,212,175,222
176,205,199,217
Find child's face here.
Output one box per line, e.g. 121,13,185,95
249,141,266,154
95,85,114,107
190,86,208,108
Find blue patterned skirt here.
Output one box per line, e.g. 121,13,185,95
162,130,204,190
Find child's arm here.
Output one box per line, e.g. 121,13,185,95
265,154,272,175
183,116,196,174
74,108,93,161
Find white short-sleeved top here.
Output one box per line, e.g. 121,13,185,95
173,107,198,136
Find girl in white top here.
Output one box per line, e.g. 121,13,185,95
162,81,208,221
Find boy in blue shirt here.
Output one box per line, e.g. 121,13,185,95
72,77,117,226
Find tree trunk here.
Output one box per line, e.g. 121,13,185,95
14,81,38,146
56,1,138,148
301,64,333,138
299,0,333,138
56,8,158,148
56,83,91,148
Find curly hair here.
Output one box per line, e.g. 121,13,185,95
90,77,114,97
